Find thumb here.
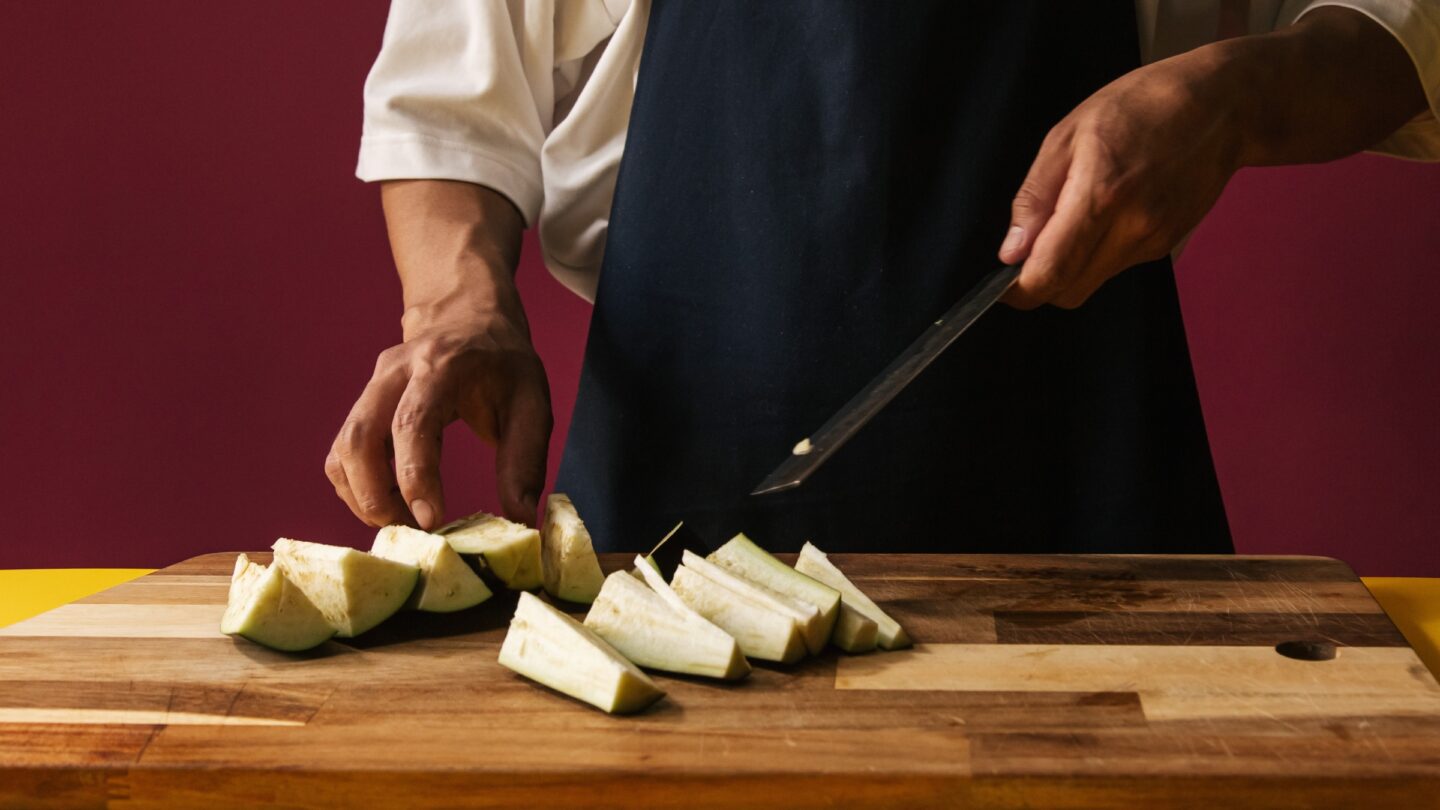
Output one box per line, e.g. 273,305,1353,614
999,132,1071,266
495,379,552,527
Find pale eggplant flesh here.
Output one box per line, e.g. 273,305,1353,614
371,525,492,613
271,538,419,638
708,533,841,653
585,569,749,680
220,553,335,652
795,541,911,650
540,494,605,604
498,591,665,714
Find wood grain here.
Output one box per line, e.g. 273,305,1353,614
0,552,1436,808
0,604,226,638
836,644,1438,696
993,609,1409,646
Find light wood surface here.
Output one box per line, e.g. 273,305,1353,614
1,552,1438,808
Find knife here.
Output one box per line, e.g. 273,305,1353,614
750,263,1021,496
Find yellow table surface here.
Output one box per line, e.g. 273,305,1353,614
1362,577,1440,678
1,569,1436,678
0,569,154,629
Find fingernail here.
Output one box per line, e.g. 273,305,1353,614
410,499,435,531
1001,225,1025,258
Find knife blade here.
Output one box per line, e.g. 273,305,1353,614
750,263,1021,496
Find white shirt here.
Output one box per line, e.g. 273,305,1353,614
357,0,1440,302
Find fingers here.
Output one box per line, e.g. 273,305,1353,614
330,325,553,532
1003,151,1111,310
324,448,360,518
1047,221,1137,309
999,129,1073,267
332,364,410,527
494,375,553,527
1047,206,1171,309
392,372,450,531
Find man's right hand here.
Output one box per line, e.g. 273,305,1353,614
326,180,551,531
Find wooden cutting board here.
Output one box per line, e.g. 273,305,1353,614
2,552,1438,808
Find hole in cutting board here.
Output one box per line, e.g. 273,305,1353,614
1274,640,1337,661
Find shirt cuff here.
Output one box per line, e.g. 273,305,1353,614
1299,0,1440,161
355,134,544,226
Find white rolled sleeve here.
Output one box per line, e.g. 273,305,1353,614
1284,0,1440,159
356,0,624,225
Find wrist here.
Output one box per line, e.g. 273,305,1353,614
1216,7,1423,168
400,259,528,341
381,179,529,341
1212,32,1302,168
1174,37,1270,171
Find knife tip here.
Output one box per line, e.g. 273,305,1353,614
750,479,800,497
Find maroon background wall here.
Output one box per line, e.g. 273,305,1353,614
2,3,1437,574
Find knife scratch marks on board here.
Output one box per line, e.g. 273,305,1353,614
1255,707,1305,739
1217,737,1236,760
304,686,336,724
1370,726,1398,762
134,725,161,765
221,682,245,723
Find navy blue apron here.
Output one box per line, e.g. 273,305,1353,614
556,1,1233,554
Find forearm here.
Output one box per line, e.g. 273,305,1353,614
380,180,527,340
331,180,550,530
1223,6,1428,167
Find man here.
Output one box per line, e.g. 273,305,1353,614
330,1,1436,553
